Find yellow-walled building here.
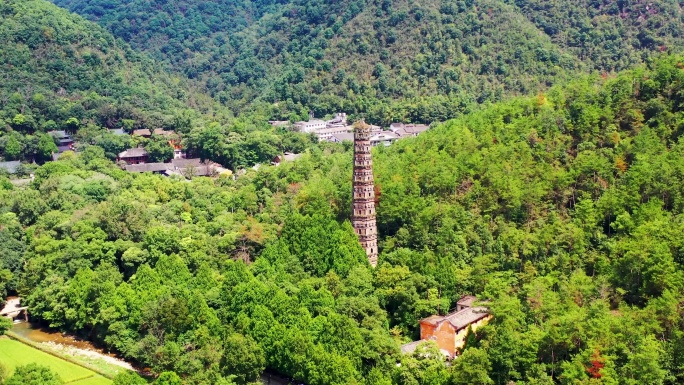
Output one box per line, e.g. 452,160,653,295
401,296,492,358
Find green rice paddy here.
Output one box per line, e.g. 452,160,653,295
0,337,112,385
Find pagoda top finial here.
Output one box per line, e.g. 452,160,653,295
354,120,370,130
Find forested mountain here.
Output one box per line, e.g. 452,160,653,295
0,0,201,164
3,55,684,384
507,0,684,69
52,0,684,122
0,0,197,130
0,0,315,169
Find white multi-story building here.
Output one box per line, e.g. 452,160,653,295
314,126,354,141
294,120,326,133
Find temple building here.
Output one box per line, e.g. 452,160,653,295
352,121,379,267
401,295,492,358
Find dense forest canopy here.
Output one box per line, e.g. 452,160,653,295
3,0,684,384
2,54,684,384
0,0,194,128
51,0,684,122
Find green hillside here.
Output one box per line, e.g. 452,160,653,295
0,0,314,169
508,0,684,70
3,55,684,385
0,0,196,131
52,0,684,122
0,0,198,165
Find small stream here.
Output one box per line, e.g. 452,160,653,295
12,322,112,352
10,322,136,372
10,322,296,384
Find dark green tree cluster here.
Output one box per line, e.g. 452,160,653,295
1,364,63,385
183,121,316,170
4,55,684,384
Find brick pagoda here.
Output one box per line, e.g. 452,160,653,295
352,121,378,267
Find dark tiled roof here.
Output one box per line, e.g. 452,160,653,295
400,124,430,136
420,307,490,331
122,157,230,178
53,147,77,161
390,123,431,136
272,152,302,165
118,148,148,158
331,132,355,142
56,139,73,145
48,130,69,139
401,340,425,354
419,315,444,326
48,130,73,145
174,164,225,177
269,121,290,127
443,307,490,330
0,161,21,174
153,129,175,136
171,158,202,168
125,163,169,173
371,132,399,140
132,129,152,136
186,165,215,176
457,295,478,307
283,152,302,161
